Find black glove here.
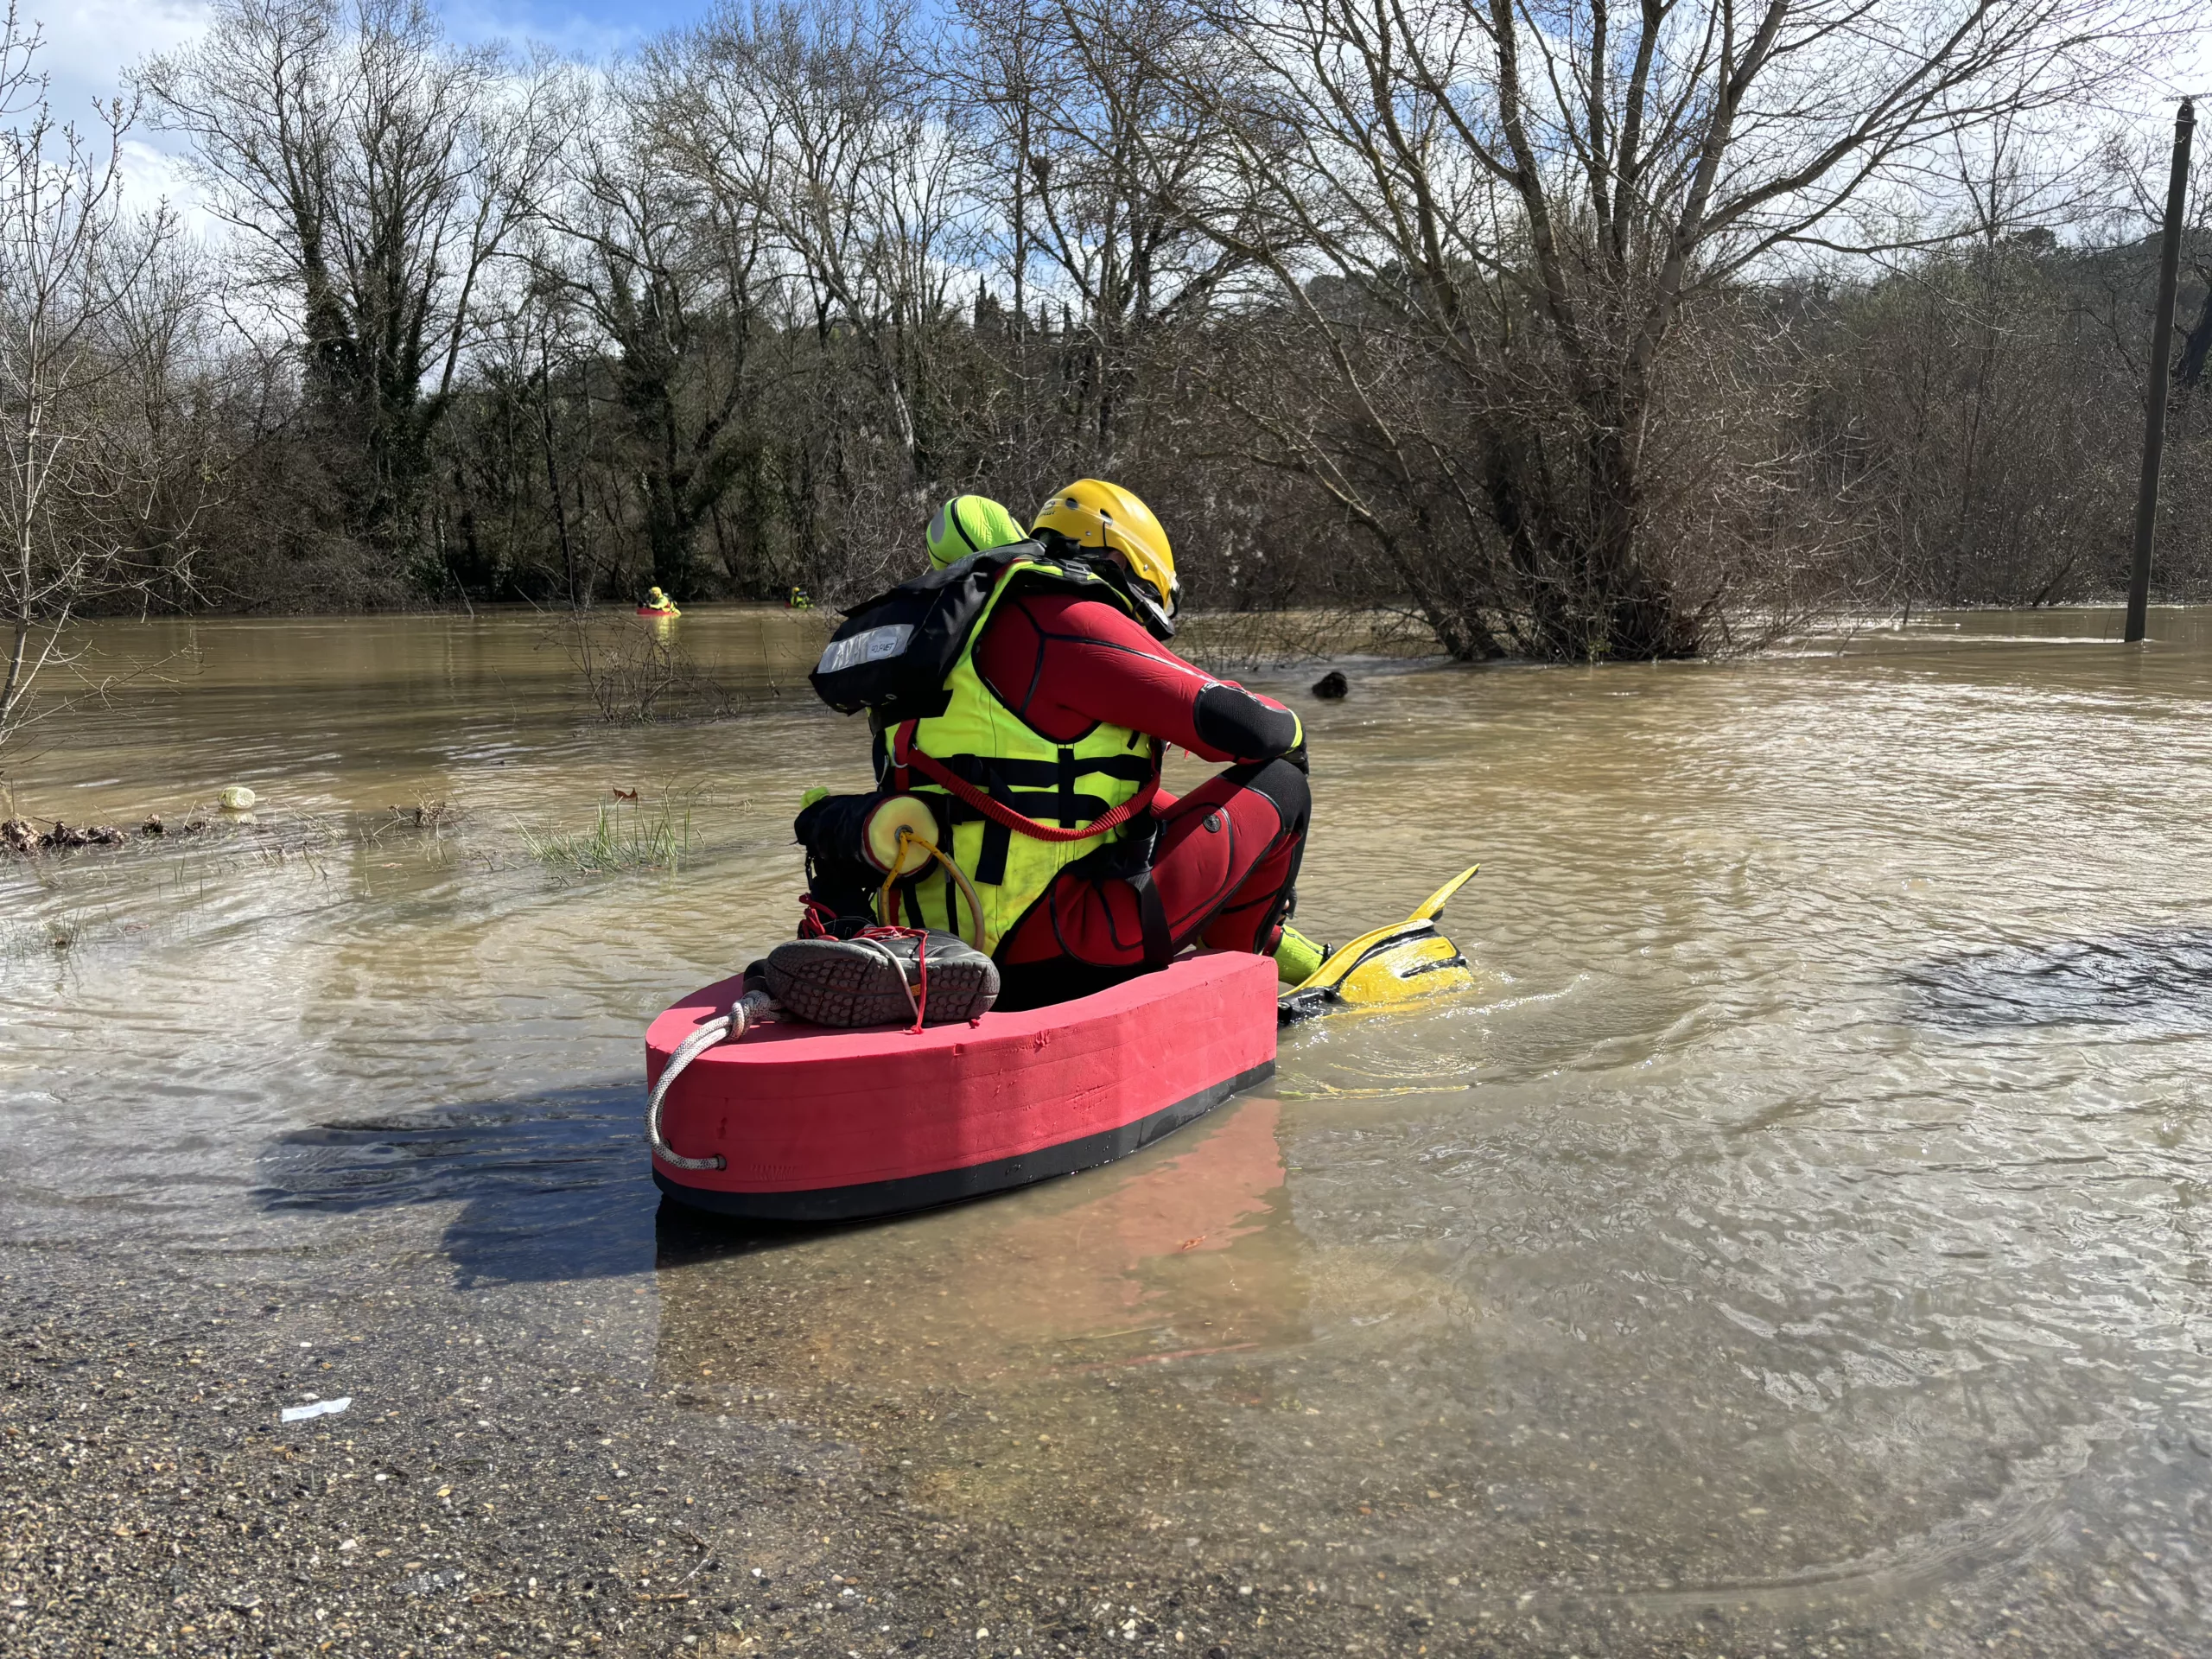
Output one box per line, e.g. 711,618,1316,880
794,792,874,863
794,793,882,930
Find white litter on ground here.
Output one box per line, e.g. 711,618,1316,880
281,1396,352,1423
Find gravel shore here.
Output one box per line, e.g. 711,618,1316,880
10,1221,2168,1659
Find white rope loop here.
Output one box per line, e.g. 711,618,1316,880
646,988,776,1172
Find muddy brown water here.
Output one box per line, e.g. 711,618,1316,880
7,605,2212,1652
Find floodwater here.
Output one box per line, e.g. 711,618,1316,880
9,604,2212,1653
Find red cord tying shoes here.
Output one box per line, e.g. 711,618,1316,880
764,926,999,1031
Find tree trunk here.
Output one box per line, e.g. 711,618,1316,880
2177,274,2212,390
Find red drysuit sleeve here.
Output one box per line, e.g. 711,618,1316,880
971,593,1301,761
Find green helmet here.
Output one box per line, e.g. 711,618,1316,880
926,494,1027,569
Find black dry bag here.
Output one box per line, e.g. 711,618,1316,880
808,544,1039,721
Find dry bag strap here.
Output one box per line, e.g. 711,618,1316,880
893,722,1160,843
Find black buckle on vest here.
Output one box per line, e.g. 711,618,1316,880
1057,747,1077,828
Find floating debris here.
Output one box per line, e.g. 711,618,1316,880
219,785,257,811
5,811,216,859
280,1395,352,1423
2,819,127,857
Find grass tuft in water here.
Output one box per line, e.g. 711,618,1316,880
519,798,692,874
0,906,125,965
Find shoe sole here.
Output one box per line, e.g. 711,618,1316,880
767,941,999,1027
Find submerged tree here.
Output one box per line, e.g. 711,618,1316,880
1158,0,2195,658
0,5,207,766
140,0,563,566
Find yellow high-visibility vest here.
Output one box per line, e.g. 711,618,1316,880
877,557,1159,953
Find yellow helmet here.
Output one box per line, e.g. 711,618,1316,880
1033,480,1178,633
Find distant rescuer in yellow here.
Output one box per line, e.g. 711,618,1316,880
790,479,1331,1011
641,586,678,615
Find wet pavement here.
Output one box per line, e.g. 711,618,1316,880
10,607,2212,1656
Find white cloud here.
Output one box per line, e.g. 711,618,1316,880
14,0,211,226
21,0,210,116
14,0,647,227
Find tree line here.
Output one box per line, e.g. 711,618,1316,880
3,0,2209,741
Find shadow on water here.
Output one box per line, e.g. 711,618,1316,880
1904,926,2212,1033
251,1082,1300,1319
652,1199,814,1268
251,1085,663,1285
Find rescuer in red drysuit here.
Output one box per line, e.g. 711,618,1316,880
796,483,1320,1012
963,582,1312,1007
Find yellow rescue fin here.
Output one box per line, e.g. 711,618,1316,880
1278,863,1479,1024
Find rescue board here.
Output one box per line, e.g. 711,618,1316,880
647,950,1279,1222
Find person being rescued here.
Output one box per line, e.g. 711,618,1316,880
763,480,1330,1027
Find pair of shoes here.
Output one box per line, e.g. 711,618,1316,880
765,928,1000,1028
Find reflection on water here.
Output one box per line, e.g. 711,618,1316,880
13,604,2212,1643
654,1095,1300,1394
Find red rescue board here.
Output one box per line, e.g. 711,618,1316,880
647,951,1279,1221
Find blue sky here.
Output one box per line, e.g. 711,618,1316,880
32,0,2212,123
31,0,2212,133
22,0,713,212
435,0,709,57
29,0,702,130
22,0,2212,228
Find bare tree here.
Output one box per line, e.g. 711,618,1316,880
0,0,2188,644
1158,0,2196,658
139,0,563,553
671,0,970,483
528,65,779,601
0,5,200,767
950,0,1249,457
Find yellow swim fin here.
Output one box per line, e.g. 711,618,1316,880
1277,862,1479,1026
1408,863,1480,923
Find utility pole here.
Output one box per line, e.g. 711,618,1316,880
2126,97,2196,645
